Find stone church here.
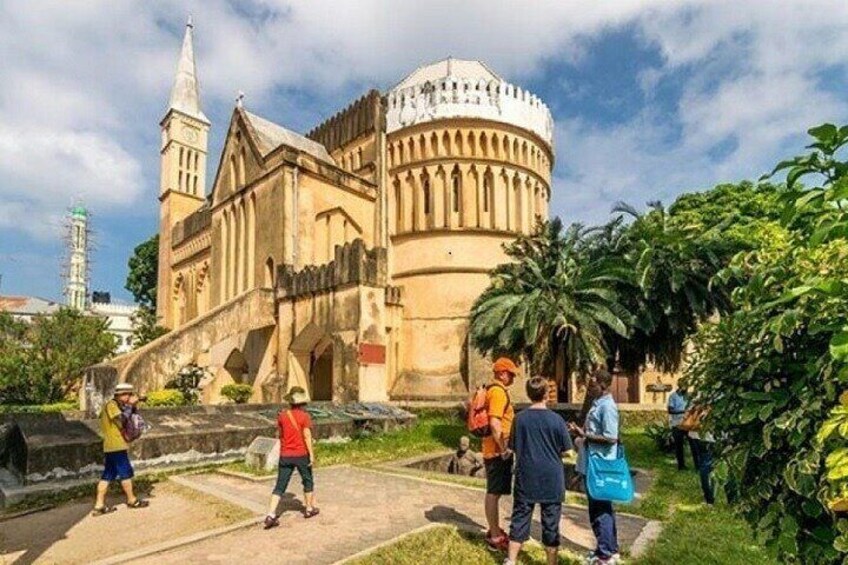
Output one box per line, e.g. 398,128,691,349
110,19,556,404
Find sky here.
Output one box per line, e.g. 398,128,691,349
2,0,848,303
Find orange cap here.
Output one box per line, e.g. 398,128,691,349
493,357,520,375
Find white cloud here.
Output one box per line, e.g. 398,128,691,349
1,0,848,245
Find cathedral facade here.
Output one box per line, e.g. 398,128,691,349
132,20,554,403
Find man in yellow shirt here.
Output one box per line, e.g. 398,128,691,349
92,383,149,516
483,357,518,551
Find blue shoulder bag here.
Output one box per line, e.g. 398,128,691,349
586,443,634,503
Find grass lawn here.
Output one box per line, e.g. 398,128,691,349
332,415,776,564
351,525,583,565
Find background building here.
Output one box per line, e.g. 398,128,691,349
102,19,555,405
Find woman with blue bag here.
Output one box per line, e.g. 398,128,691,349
569,369,632,565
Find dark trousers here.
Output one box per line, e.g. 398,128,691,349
272,456,314,496
691,440,715,504
587,491,619,558
672,427,700,470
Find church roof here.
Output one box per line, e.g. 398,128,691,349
166,17,209,124
391,58,503,91
242,110,334,164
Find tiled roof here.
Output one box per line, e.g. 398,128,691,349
243,110,334,164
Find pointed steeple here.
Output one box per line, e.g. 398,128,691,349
166,16,209,124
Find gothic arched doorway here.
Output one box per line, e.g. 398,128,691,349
309,338,333,401
224,349,248,384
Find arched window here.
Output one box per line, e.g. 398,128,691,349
483,173,491,213
430,132,439,157
264,257,275,288
179,147,184,168
442,131,451,155
451,167,461,213
229,155,237,193
356,147,363,169
419,135,427,159
394,178,402,233
422,175,431,217
408,138,415,161
238,148,246,186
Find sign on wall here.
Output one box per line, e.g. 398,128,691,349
358,343,386,365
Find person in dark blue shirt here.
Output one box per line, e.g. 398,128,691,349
504,377,574,565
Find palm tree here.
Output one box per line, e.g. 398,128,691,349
469,218,633,389
607,201,731,373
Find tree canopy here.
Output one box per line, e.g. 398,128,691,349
0,308,117,405
126,234,159,309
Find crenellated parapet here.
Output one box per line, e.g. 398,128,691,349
277,239,388,299
385,77,554,150
306,90,384,154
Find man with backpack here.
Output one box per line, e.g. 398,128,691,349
475,357,519,551
92,383,149,516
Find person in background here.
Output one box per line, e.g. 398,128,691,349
264,386,319,529
483,357,519,551
569,369,620,565
688,418,716,505
503,377,574,565
92,383,149,516
667,383,699,471
448,436,485,477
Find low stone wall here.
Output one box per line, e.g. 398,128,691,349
0,403,415,496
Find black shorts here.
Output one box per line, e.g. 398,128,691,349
484,455,514,495
509,498,562,547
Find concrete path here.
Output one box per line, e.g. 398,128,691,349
0,481,253,565
132,466,652,564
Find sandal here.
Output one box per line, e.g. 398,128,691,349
91,505,117,517
127,499,149,509
304,508,320,519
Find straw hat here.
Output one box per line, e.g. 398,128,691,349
114,383,134,395
284,386,309,405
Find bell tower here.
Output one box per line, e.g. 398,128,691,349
157,16,210,329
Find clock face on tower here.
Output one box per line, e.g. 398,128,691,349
182,127,198,143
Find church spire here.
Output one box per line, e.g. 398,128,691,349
166,16,209,124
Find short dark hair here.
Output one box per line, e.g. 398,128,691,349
594,369,613,389
526,376,548,403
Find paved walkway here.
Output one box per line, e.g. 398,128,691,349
133,466,651,564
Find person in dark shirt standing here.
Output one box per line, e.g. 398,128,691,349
503,377,574,565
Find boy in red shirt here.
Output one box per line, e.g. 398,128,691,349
264,386,319,529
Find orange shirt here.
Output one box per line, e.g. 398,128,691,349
482,382,515,459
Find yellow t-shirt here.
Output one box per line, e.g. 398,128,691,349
100,399,128,453
482,383,514,460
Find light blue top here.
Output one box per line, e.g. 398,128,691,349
667,390,688,427
576,393,620,475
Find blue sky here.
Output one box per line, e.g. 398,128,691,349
2,1,848,303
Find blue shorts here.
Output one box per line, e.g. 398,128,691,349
102,450,134,481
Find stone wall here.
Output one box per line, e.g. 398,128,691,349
93,287,275,395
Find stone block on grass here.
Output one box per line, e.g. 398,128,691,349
245,436,279,472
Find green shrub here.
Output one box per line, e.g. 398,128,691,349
221,384,253,404
164,363,206,405
144,389,185,407
645,422,674,453
0,401,78,414
686,124,848,562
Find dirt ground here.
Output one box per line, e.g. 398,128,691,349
0,480,254,565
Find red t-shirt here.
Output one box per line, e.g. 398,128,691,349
278,408,312,457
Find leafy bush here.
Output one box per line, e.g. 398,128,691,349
165,363,206,405
687,124,848,562
221,384,253,404
0,401,78,414
644,422,674,453
144,389,185,407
